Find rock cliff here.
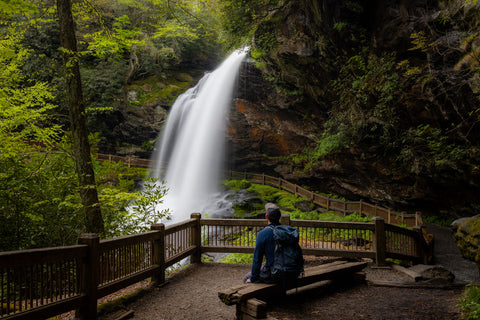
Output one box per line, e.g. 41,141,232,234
226,0,480,221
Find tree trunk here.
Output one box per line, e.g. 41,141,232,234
56,0,104,234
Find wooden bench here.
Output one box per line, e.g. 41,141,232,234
218,260,368,320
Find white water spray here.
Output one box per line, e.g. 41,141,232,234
149,48,248,223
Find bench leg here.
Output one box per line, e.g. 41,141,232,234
236,298,268,320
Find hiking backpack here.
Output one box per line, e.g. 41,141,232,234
269,225,304,281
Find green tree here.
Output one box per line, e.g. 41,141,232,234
57,0,104,234
0,10,69,249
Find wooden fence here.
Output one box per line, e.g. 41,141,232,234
0,214,431,320
97,153,423,228
96,153,150,168
227,170,423,228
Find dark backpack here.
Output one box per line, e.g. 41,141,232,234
270,225,304,282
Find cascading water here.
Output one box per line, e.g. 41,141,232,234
149,48,248,224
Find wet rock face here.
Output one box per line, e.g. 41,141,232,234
453,215,480,273
226,60,324,172
223,0,480,219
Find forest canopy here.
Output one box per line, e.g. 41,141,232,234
0,0,234,250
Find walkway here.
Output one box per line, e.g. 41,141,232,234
426,222,480,283
118,262,464,320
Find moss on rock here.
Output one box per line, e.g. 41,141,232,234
454,215,480,273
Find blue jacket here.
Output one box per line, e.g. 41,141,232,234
250,223,278,283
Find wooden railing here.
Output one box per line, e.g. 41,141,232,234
0,219,199,320
0,214,431,319
97,153,423,228
97,153,150,168
227,170,423,228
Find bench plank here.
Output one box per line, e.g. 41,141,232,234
218,260,368,305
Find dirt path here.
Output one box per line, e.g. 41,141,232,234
120,262,464,320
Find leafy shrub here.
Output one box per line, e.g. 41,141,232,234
459,283,480,319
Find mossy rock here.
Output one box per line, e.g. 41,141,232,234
453,215,480,272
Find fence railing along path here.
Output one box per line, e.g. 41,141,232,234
97,153,424,228
1,214,432,320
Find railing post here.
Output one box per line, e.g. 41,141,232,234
359,199,363,215
280,213,291,226
413,226,428,264
415,211,420,226
190,213,202,264
373,217,386,267
77,233,100,320
151,224,165,285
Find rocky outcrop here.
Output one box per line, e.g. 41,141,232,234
93,70,203,158
224,0,480,219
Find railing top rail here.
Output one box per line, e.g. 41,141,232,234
165,218,196,235
291,219,375,230
200,218,268,227
0,244,87,268
100,230,161,251
385,223,419,236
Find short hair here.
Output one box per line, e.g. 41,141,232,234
265,203,281,223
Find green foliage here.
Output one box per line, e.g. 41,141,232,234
219,253,253,264
84,14,144,58
218,227,257,264
422,215,455,227
409,31,432,52
288,52,405,172
0,22,69,251
459,283,480,319
398,124,467,174
223,180,371,222
0,149,84,251
288,132,349,170
330,51,402,148
217,0,280,48
224,179,252,190
102,177,171,238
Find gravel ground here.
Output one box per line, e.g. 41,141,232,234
115,259,464,320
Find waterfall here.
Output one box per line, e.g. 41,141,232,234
149,48,248,223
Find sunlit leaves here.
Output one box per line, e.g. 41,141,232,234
83,15,143,58
0,31,60,158
0,0,37,20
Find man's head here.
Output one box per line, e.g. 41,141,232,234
265,203,281,224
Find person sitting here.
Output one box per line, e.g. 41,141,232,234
243,203,281,283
